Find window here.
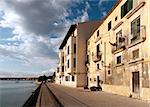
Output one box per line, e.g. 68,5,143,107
115,16,118,21
65,76,69,81
131,16,140,43
132,49,139,59
62,56,64,63
68,46,69,55
72,76,75,81
67,60,69,68
90,78,92,81
108,70,111,75
117,56,121,64
74,44,76,53
116,30,124,45
62,66,64,72
121,0,133,18
108,21,112,31
97,63,99,70
73,58,76,68
96,44,100,54
87,55,89,62
97,30,99,37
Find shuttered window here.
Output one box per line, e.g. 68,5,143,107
121,0,133,18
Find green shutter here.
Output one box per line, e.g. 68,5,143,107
127,0,133,12
121,5,124,18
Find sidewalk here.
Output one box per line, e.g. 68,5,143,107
47,83,150,107
36,83,60,107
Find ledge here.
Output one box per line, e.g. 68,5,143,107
112,47,125,54
112,21,123,31
128,39,145,48
128,58,144,65
115,63,124,67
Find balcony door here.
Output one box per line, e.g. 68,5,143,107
97,76,100,87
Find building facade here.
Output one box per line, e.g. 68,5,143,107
87,0,150,100
56,22,101,87
55,0,150,100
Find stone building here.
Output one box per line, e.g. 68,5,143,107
86,0,150,100
56,21,101,87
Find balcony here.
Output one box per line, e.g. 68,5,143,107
92,51,102,62
129,26,146,47
112,38,126,53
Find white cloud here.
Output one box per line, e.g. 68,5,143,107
0,0,90,76
102,11,107,17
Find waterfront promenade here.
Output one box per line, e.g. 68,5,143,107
36,83,150,107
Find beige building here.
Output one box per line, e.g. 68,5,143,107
56,21,101,87
87,0,150,100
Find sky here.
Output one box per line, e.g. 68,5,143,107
0,0,116,77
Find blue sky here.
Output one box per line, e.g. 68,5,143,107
0,0,116,77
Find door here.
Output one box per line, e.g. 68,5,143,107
87,77,89,86
132,71,140,93
97,76,100,87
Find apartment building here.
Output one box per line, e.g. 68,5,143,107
86,0,150,100
56,21,101,87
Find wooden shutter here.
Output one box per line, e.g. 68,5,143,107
127,0,133,12
121,5,124,18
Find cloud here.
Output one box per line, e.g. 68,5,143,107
99,0,110,6
0,35,58,67
0,69,53,77
0,0,91,76
0,0,77,37
102,11,107,17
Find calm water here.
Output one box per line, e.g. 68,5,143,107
0,80,38,107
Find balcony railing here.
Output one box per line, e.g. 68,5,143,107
111,38,126,53
92,51,102,62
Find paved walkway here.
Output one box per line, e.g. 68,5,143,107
36,83,60,107
47,83,150,107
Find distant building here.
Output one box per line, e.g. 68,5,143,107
56,21,101,87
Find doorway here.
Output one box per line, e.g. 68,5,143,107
132,71,140,93
87,77,89,86
97,76,100,87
